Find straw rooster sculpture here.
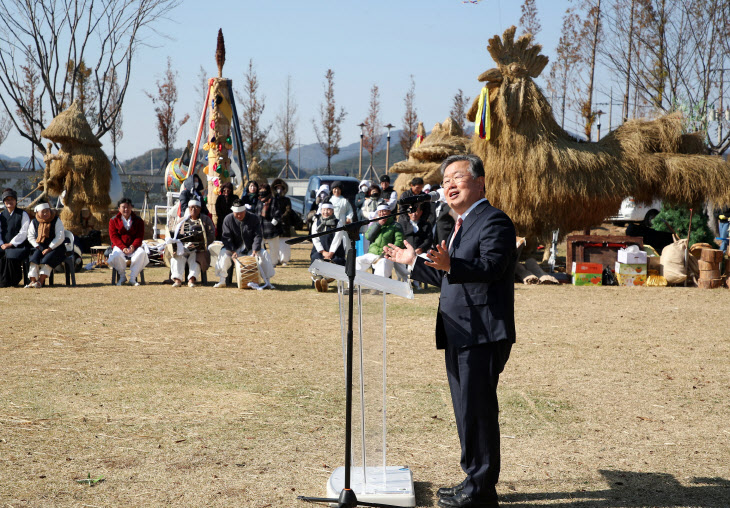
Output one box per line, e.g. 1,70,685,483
467,26,730,242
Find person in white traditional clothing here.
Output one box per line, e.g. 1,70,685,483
329,181,354,224
310,203,346,292
168,200,215,287
212,198,267,288
25,203,66,288
107,198,149,286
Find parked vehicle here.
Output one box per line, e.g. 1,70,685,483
289,175,360,225
609,197,662,227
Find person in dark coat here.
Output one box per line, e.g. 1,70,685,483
0,188,31,287
272,178,295,265
310,203,345,292
433,193,456,250
254,183,283,264
215,182,237,240
398,176,430,217
398,203,433,256
241,181,259,209
25,203,67,289
212,198,263,288
384,154,516,508
178,176,210,217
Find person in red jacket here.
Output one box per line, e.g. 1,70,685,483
108,197,148,285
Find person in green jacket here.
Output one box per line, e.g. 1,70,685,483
356,204,405,277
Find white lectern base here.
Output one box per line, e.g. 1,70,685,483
326,466,416,507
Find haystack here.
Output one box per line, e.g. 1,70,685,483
41,99,111,235
390,118,469,194
247,157,264,185
468,26,730,242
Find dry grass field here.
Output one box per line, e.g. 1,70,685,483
1,241,729,507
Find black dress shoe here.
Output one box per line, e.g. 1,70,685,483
437,491,499,508
437,479,467,498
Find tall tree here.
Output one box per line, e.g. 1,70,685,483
236,59,271,161
575,0,604,140
106,71,124,171
61,60,97,123
0,0,178,154
313,69,347,174
275,75,298,176
0,114,11,150
145,58,189,168
547,9,582,130
520,0,542,36
400,75,418,158
362,84,382,170
450,89,471,133
15,48,44,170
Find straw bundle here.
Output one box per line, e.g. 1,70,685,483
41,99,111,234
391,118,469,194
247,157,263,185
468,26,730,242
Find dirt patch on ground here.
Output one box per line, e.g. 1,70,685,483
1,240,728,506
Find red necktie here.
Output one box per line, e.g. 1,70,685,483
449,217,463,251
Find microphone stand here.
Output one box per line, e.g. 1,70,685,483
286,205,415,508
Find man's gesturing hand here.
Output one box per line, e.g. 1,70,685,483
424,240,451,272
383,240,416,266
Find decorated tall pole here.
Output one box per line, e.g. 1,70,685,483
202,30,235,226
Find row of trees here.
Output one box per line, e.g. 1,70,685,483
524,0,730,153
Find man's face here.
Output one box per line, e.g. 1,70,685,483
3,197,16,212
332,187,342,197
233,210,246,221
189,205,201,220
119,202,132,219
380,180,390,190
377,209,389,219
409,208,423,221
442,160,484,214
411,184,423,195
321,207,334,219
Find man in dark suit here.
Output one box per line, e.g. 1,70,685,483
384,154,516,508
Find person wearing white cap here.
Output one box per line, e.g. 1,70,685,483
310,203,345,292
354,179,372,220
168,199,215,287
212,198,263,288
25,203,66,288
355,204,404,278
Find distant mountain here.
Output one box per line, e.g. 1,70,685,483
0,153,44,170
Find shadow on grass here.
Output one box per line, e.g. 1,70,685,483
414,481,435,507
502,470,730,507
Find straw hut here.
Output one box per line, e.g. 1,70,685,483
467,26,730,242
390,118,470,194
41,99,111,235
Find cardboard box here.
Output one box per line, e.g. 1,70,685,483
616,273,647,286
572,261,604,274
615,262,647,275
573,273,602,286
618,246,648,264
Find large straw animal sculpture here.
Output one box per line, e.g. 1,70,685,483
391,118,469,194
41,99,111,235
467,26,730,242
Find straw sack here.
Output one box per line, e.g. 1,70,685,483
660,238,699,285
468,26,730,243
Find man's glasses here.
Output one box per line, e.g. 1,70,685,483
441,173,468,187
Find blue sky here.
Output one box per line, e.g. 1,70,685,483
2,0,571,161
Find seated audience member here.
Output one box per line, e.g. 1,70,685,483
108,197,148,286
0,188,31,287
355,204,405,277
329,181,354,224
398,176,430,217
310,203,345,292
168,200,215,287
215,182,237,240
360,185,383,220
379,174,397,211
354,180,371,220
241,180,259,209
212,198,263,288
178,176,210,217
398,203,433,256
25,203,66,289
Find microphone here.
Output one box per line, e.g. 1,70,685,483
398,191,441,206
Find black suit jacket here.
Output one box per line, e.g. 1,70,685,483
411,200,516,350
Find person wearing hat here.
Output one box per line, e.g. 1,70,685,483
379,174,398,211
355,204,404,277
310,202,346,292
25,203,66,288
213,198,263,288
354,179,372,221
178,176,210,218
0,188,31,287
168,199,215,287
108,197,148,286
329,181,354,226
272,178,295,266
